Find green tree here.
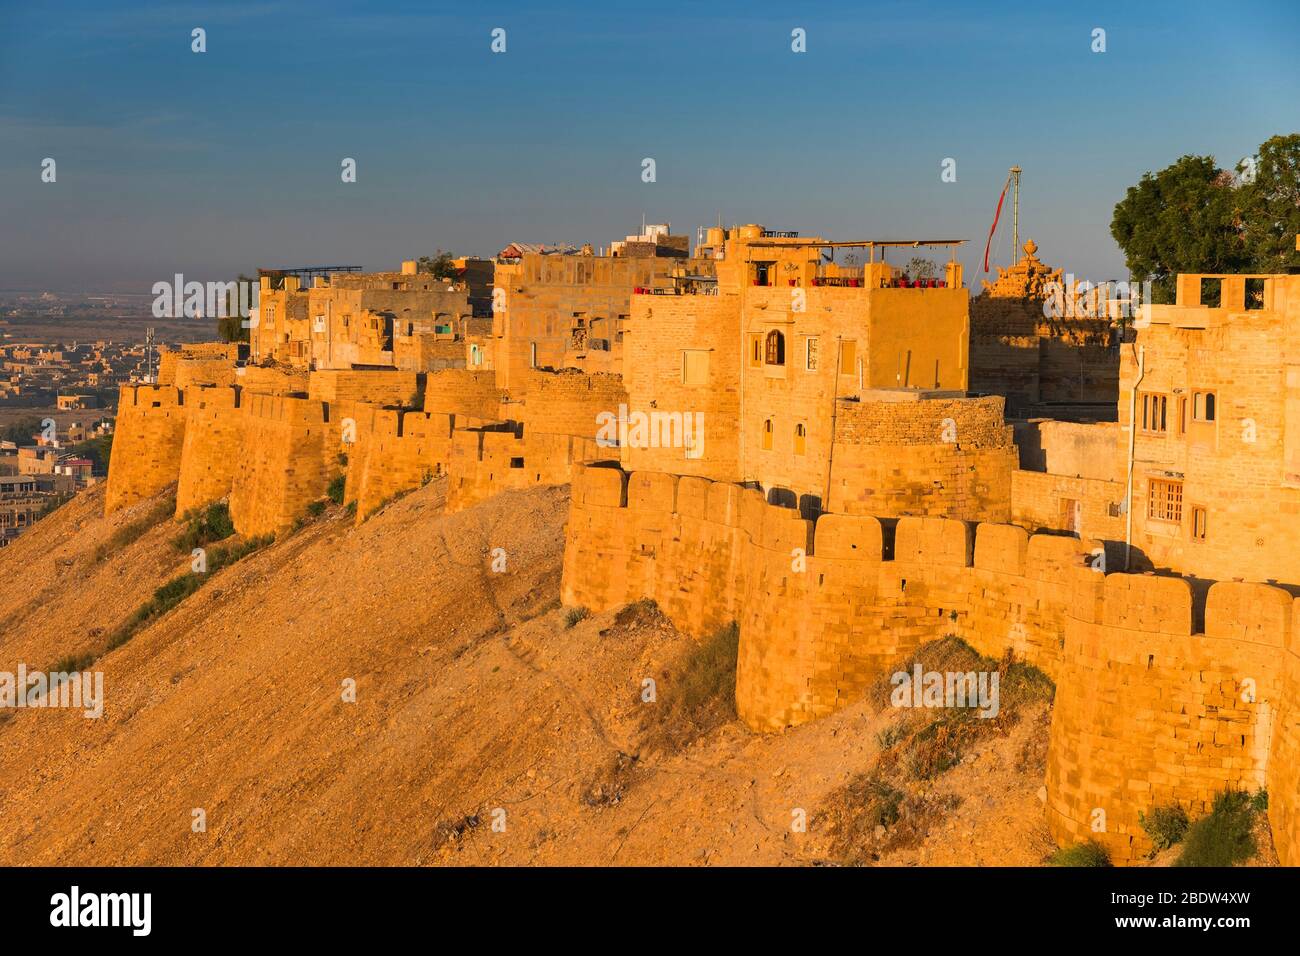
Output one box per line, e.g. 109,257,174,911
217,274,254,343
68,432,114,475
1110,154,1249,303
1239,134,1300,274
417,250,458,280
0,419,42,445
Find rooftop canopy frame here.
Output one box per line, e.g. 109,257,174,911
739,239,968,264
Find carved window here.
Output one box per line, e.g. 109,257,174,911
764,330,785,366
762,418,773,451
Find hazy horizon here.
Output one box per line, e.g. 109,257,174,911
3,0,1298,295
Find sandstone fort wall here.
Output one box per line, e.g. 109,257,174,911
826,396,1017,521
104,385,187,514
343,405,457,520
227,392,338,537
518,369,628,440
561,464,1297,865
445,426,607,513
175,385,244,516
422,369,501,420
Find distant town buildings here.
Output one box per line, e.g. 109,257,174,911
0,339,155,407
0,409,112,547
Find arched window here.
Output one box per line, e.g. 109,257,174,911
765,330,785,366
794,423,806,456
1193,390,1217,423
762,418,773,451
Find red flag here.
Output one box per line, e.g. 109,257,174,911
983,176,1010,273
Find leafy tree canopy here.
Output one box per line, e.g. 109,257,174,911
417,250,459,280
217,273,254,343
1111,134,1300,303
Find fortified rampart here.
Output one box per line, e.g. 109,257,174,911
561,464,1298,865
307,369,421,406
171,358,238,390
423,369,502,420
107,358,614,532
158,343,243,387
104,385,187,514
1272,633,1300,866
827,394,1016,521
227,392,340,537
445,426,606,513
1047,575,1291,863
518,369,628,439
234,365,309,395
344,405,459,520
176,385,244,516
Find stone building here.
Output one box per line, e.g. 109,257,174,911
969,239,1119,419
1117,267,1300,583
621,224,998,516
251,262,481,372
489,225,699,395
1011,244,1300,586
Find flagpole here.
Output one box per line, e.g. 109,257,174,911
1010,166,1022,263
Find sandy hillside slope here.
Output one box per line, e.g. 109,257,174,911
0,481,1056,866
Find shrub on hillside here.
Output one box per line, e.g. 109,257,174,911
50,652,97,674
870,637,1054,783
327,474,346,505
173,501,236,552
1140,802,1190,854
1175,789,1261,867
813,770,960,864
1048,840,1112,867
105,534,274,652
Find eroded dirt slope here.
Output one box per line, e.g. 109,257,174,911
0,482,1053,865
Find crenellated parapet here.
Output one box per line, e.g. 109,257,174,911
106,358,621,532
561,464,1297,864
343,406,459,521
1048,577,1291,862
176,385,245,516
445,425,607,513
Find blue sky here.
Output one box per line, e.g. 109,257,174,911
1,0,1297,292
